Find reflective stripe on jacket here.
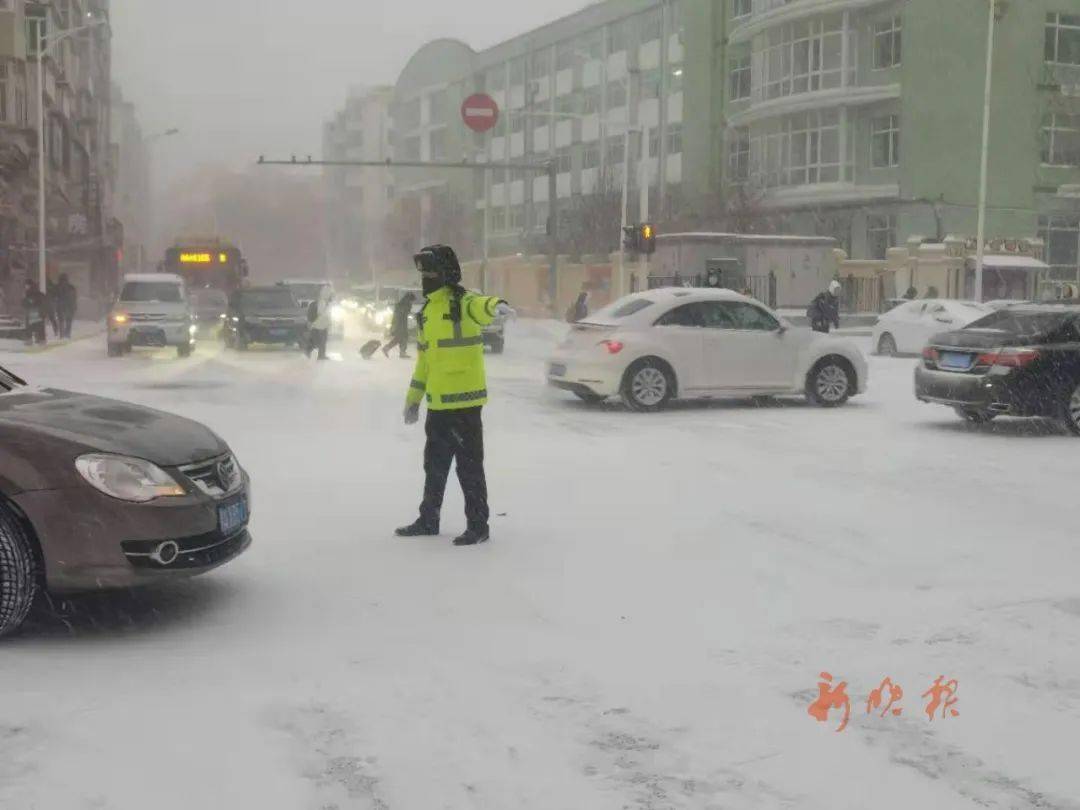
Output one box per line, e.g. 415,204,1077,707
406,286,501,411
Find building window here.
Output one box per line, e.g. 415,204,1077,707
1039,215,1080,272
606,135,625,167
490,207,507,233
1042,113,1080,166
555,147,573,174
867,214,897,259
429,129,447,160
666,123,683,155
510,205,525,231
25,9,46,57
530,49,551,80
428,90,447,124
641,69,662,101
609,17,634,54
648,127,661,158
732,0,752,20
640,8,663,43
871,115,900,168
751,109,849,188
730,54,751,100
487,66,506,91
728,128,750,182
873,16,902,69
759,15,847,101
397,98,421,132
583,143,601,169
607,78,628,109
1045,13,1080,66
583,86,602,115
669,64,685,94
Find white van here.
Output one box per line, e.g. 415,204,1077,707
107,274,195,358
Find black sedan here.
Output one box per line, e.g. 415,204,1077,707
0,363,251,638
914,305,1080,434
224,286,307,350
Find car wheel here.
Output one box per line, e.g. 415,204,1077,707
954,407,996,425
107,342,124,358
0,503,38,639
806,358,854,407
877,333,898,356
622,359,674,412
1060,382,1080,436
177,343,192,358
236,336,249,351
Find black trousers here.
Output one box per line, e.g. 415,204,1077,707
307,328,328,359
59,309,74,339
383,331,408,356
419,407,489,532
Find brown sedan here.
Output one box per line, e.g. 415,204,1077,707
0,364,251,637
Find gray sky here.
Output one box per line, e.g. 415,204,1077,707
112,0,590,189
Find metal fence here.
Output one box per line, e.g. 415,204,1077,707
840,275,883,314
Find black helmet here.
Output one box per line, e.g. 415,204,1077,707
413,244,462,287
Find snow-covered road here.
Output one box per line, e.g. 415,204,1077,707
1,322,1078,810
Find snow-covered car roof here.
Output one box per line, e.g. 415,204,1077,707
122,273,184,284
583,287,759,326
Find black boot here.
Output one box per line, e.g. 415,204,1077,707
453,528,490,546
395,520,439,537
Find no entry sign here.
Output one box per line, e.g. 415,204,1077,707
461,93,500,134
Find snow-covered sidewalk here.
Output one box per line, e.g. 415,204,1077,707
0,318,103,354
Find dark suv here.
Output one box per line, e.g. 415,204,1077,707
915,305,1080,434
0,363,251,638
224,286,306,350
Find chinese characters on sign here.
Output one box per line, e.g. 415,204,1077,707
808,673,959,732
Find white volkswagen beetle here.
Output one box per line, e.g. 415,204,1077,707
547,288,868,411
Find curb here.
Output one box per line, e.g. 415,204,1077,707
0,328,104,355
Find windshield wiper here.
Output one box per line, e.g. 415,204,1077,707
0,364,27,387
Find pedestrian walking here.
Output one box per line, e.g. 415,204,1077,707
56,274,77,339
45,278,60,338
22,280,46,345
566,289,589,323
808,280,842,334
382,291,416,358
306,286,333,360
396,244,513,547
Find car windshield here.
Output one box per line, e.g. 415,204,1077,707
287,283,326,301
589,298,654,320
120,282,183,303
239,289,298,309
192,289,227,307
966,309,1077,338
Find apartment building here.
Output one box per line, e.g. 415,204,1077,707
0,0,117,309
322,84,394,281
110,81,149,274
716,0,1080,278
387,0,686,258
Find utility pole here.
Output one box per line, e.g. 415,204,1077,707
974,0,998,302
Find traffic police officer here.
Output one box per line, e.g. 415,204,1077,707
396,245,512,546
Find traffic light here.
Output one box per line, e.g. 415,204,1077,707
639,222,656,255
623,223,657,256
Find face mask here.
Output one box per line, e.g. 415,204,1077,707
422,274,444,296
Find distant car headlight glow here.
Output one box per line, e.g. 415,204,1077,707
375,308,391,327
111,313,128,324
75,454,186,502
331,304,345,322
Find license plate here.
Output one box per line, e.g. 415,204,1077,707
268,328,290,336
549,363,566,377
218,496,248,535
939,351,973,370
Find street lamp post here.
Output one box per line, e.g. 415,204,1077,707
34,13,108,294
973,0,998,302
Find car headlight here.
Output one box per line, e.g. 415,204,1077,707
375,309,390,326
331,304,345,322
75,454,186,502
111,313,128,325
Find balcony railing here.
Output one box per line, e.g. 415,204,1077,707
1042,62,1080,92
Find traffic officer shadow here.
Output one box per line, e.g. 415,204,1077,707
14,578,239,642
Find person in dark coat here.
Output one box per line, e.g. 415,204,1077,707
808,280,842,334
56,274,77,339
22,280,47,345
45,279,60,337
566,290,589,323
382,292,416,358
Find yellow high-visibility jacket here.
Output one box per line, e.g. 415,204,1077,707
406,286,503,411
